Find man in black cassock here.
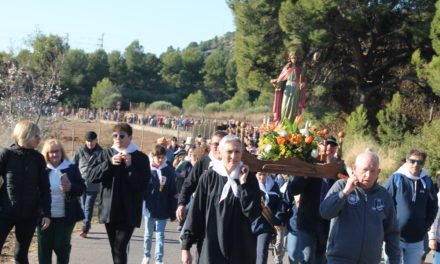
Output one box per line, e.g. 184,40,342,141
176,130,227,222
180,135,262,264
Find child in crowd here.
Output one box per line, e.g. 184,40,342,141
142,145,177,264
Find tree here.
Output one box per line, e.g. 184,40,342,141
60,49,89,107
278,0,437,113
90,78,121,109
182,90,207,112
376,93,408,147
108,50,127,85
413,0,440,97
202,50,229,100
229,0,286,98
124,40,148,89
86,49,109,91
343,104,371,138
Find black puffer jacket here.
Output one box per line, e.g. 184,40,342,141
0,144,51,220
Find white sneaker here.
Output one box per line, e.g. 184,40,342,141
141,257,150,264
155,262,163,264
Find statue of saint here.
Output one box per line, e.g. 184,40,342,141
271,51,307,124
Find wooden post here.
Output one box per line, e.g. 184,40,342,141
98,125,102,144
72,127,75,154
141,126,145,151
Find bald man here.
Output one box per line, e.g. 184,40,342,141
320,151,400,264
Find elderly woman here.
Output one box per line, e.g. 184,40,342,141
181,134,262,264
0,121,51,264
38,139,85,264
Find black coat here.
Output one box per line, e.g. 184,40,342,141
88,148,151,227
46,163,86,225
178,154,211,206
0,144,51,220
287,176,334,236
181,169,262,264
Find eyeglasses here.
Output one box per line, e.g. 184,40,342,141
112,133,126,139
407,158,424,166
49,149,60,154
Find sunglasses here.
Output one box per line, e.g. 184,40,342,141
112,133,126,139
49,149,60,154
407,158,424,166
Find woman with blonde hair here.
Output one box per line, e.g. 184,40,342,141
0,120,51,263
39,139,85,264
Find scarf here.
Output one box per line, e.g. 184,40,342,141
213,161,244,203
258,176,279,205
111,140,139,154
208,151,221,169
149,156,168,186
47,159,73,171
396,163,429,202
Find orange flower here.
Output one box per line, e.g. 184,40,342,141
294,115,302,124
305,135,313,144
260,124,267,132
288,134,303,145
268,122,276,131
276,137,286,145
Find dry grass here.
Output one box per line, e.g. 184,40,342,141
342,135,400,185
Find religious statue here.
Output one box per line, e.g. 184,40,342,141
270,51,307,125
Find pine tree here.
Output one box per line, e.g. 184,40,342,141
344,104,370,138
376,93,408,147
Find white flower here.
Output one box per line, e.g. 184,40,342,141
277,130,287,137
310,149,319,158
264,144,273,153
299,128,309,136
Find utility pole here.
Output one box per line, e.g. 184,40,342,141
97,33,104,49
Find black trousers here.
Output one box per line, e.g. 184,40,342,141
0,217,38,264
105,223,135,264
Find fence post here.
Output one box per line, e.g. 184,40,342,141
71,127,75,154
141,126,145,151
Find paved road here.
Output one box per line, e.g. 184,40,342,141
29,220,288,264
28,220,433,264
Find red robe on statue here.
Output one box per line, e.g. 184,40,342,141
272,66,295,125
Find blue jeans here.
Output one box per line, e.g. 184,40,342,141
434,250,440,264
400,240,424,264
143,217,167,262
80,191,98,232
294,230,327,264
256,233,272,264
287,231,302,264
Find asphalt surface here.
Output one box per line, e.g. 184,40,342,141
27,220,433,264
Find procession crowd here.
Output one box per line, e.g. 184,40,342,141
1,120,440,264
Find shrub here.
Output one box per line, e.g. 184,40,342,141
182,90,207,113
204,102,223,113
149,101,176,111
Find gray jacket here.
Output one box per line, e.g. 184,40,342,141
73,144,102,193
429,192,440,241
320,179,400,264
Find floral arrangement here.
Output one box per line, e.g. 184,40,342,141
258,116,325,162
